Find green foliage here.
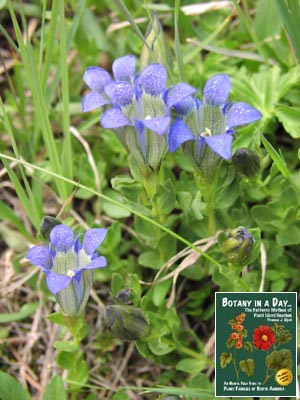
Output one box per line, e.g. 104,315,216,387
0,372,31,400
1,0,300,398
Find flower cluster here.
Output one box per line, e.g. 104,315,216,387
26,224,107,317
82,55,195,172
228,312,247,349
253,325,275,351
82,56,261,178
169,74,261,180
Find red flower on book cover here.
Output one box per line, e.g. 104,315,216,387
253,325,275,351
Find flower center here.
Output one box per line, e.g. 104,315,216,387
200,127,212,137
261,334,268,342
67,269,75,278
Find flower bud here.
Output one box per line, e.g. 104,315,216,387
221,227,255,266
40,216,61,241
140,12,171,70
233,148,260,179
106,305,151,341
115,288,135,304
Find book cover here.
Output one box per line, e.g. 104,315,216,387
215,292,297,397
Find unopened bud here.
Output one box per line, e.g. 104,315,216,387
115,288,135,304
221,227,255,266
40,216,61,241
106,305,151,341
233,148,260,179
140,13,171,70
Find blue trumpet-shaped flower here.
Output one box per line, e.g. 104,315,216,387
27,224,107,316
82,55,195,171
169,74,261,179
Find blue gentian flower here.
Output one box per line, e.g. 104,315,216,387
82,55,195,171
26,224,107,316
169,74,261,179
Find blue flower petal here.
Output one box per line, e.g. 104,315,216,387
169,119,194,152
83,67,112,91
101,108,132,129
50,225,74,252
205,134,233,160
46,272,72,295
226,102,262,129
26,246,52,270
203,74,232,106
82,92,110,112
139,64,167,95
167,83,196,108
104,81,134,106
83,228,107,255
112,55,136,82
140,116,171,136
173,95,196,116
81,256,107,270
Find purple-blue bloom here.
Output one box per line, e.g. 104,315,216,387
82,55,195,171
169,74,262,166
27,224,107,316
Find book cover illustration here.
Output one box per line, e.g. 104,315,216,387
215,292,297,397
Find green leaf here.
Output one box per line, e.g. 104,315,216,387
155,179,176,215
47,312,65,326
42,376,67,400
276,224,300,246
261,135,290,179
0,302,39,323
265,349,293,370
176,357,207,374
0,371,31,400
138,250,164,269
147,334,177,355
111,273,125,297
53,341,79,353
220,352,232,368
239,358,255,376
275,0,300,63
251,205,281,232
275,105,300,138
152,280,172,307
101,189,131,219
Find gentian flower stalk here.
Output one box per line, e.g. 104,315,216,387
26,224,107,319
169,74,262,182
82,55,195,198
169,74,261,233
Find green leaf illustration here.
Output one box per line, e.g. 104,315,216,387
239,358,255,376
265,349,293,370
220,352,232,368
243,341,254,352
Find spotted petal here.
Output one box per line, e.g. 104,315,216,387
203,74,232,106
140,116,171,135
81,256,107,270
169,119,194,152
83,67,112,91
104,81,134,106
112,55,136,82
82,92,110,112
83,228,107,255
50,225,74,252
26,246,53,270
205,134,233,160
46,272,72,295
139,64,167,95
101,108,132,129
167,82,196,108
226,102,262,129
